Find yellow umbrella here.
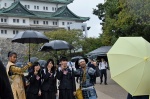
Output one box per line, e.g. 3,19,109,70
107,37,150,96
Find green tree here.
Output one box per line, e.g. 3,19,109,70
93,0,150,45
93,0,122,45
81,37,102,54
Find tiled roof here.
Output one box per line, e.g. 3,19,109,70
0,1,89,21
1,1,35,17
22,0,74,4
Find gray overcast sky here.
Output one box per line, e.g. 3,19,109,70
68,0,104,38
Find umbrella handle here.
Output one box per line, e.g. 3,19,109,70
29,41,30,62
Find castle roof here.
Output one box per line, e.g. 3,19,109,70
0,1,89,21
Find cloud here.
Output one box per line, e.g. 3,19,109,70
68,0,104,37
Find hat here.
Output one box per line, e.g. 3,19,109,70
75,58,88,69
59,56,68,62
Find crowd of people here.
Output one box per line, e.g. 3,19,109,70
0,51,105,99
0,51,149,99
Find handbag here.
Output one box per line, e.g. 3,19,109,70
76,69,86,99
76,87,83,99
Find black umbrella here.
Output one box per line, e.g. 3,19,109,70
30,57,39,63
39,40,74,51
15,62,23,67
71,56,83,62
39,40,74,62
38,60,47,68
12,30,49,61
96,55,108,62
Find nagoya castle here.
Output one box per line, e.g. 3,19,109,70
0,0,89,38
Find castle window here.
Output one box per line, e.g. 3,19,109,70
67,22,72,25
17,19,19,23
43,21,48,25
13,19,19,23
53,22,57,25
4,3,7,7
43,21,45,24
5,30,7,34
23,19,26,23
52,7,55,11
25,5,30,9
46,7,48,10
1,19,3,22
13,19,16,23
1,30,3,34
13,31,15,34
4,19,7,22
46,21,48,25
62,22,65,25
25,5,27,8
33,20,39,24
37,6,39,9
13,30,18,35
1,30,7,34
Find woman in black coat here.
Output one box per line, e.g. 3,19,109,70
26,62,42,99
41,59,57,99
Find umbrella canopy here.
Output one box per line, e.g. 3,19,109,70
107,37,150,96
12,30,49,61
30,57,38,63
88,53,109,62
38,60,47,68
87,46,111,56
88,54,98,60
16,62,23,67
71,56,83,62
39,40,74,51
12,30,49,43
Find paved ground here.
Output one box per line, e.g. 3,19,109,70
93,70,128,99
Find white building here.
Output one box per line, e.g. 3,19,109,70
0,0,89,38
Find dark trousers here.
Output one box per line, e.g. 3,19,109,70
100,69,107,83
42,91,56,99
26,92,39,99
59,89,75,99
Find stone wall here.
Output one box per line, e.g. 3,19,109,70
0,38,28,66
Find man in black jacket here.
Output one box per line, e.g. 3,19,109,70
0,60,14,99
56,57,76,99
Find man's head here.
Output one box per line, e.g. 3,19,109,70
78,58,88,68
8,51,17,63
60,56,68,69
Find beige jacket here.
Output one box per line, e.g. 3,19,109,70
6,61,32,99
